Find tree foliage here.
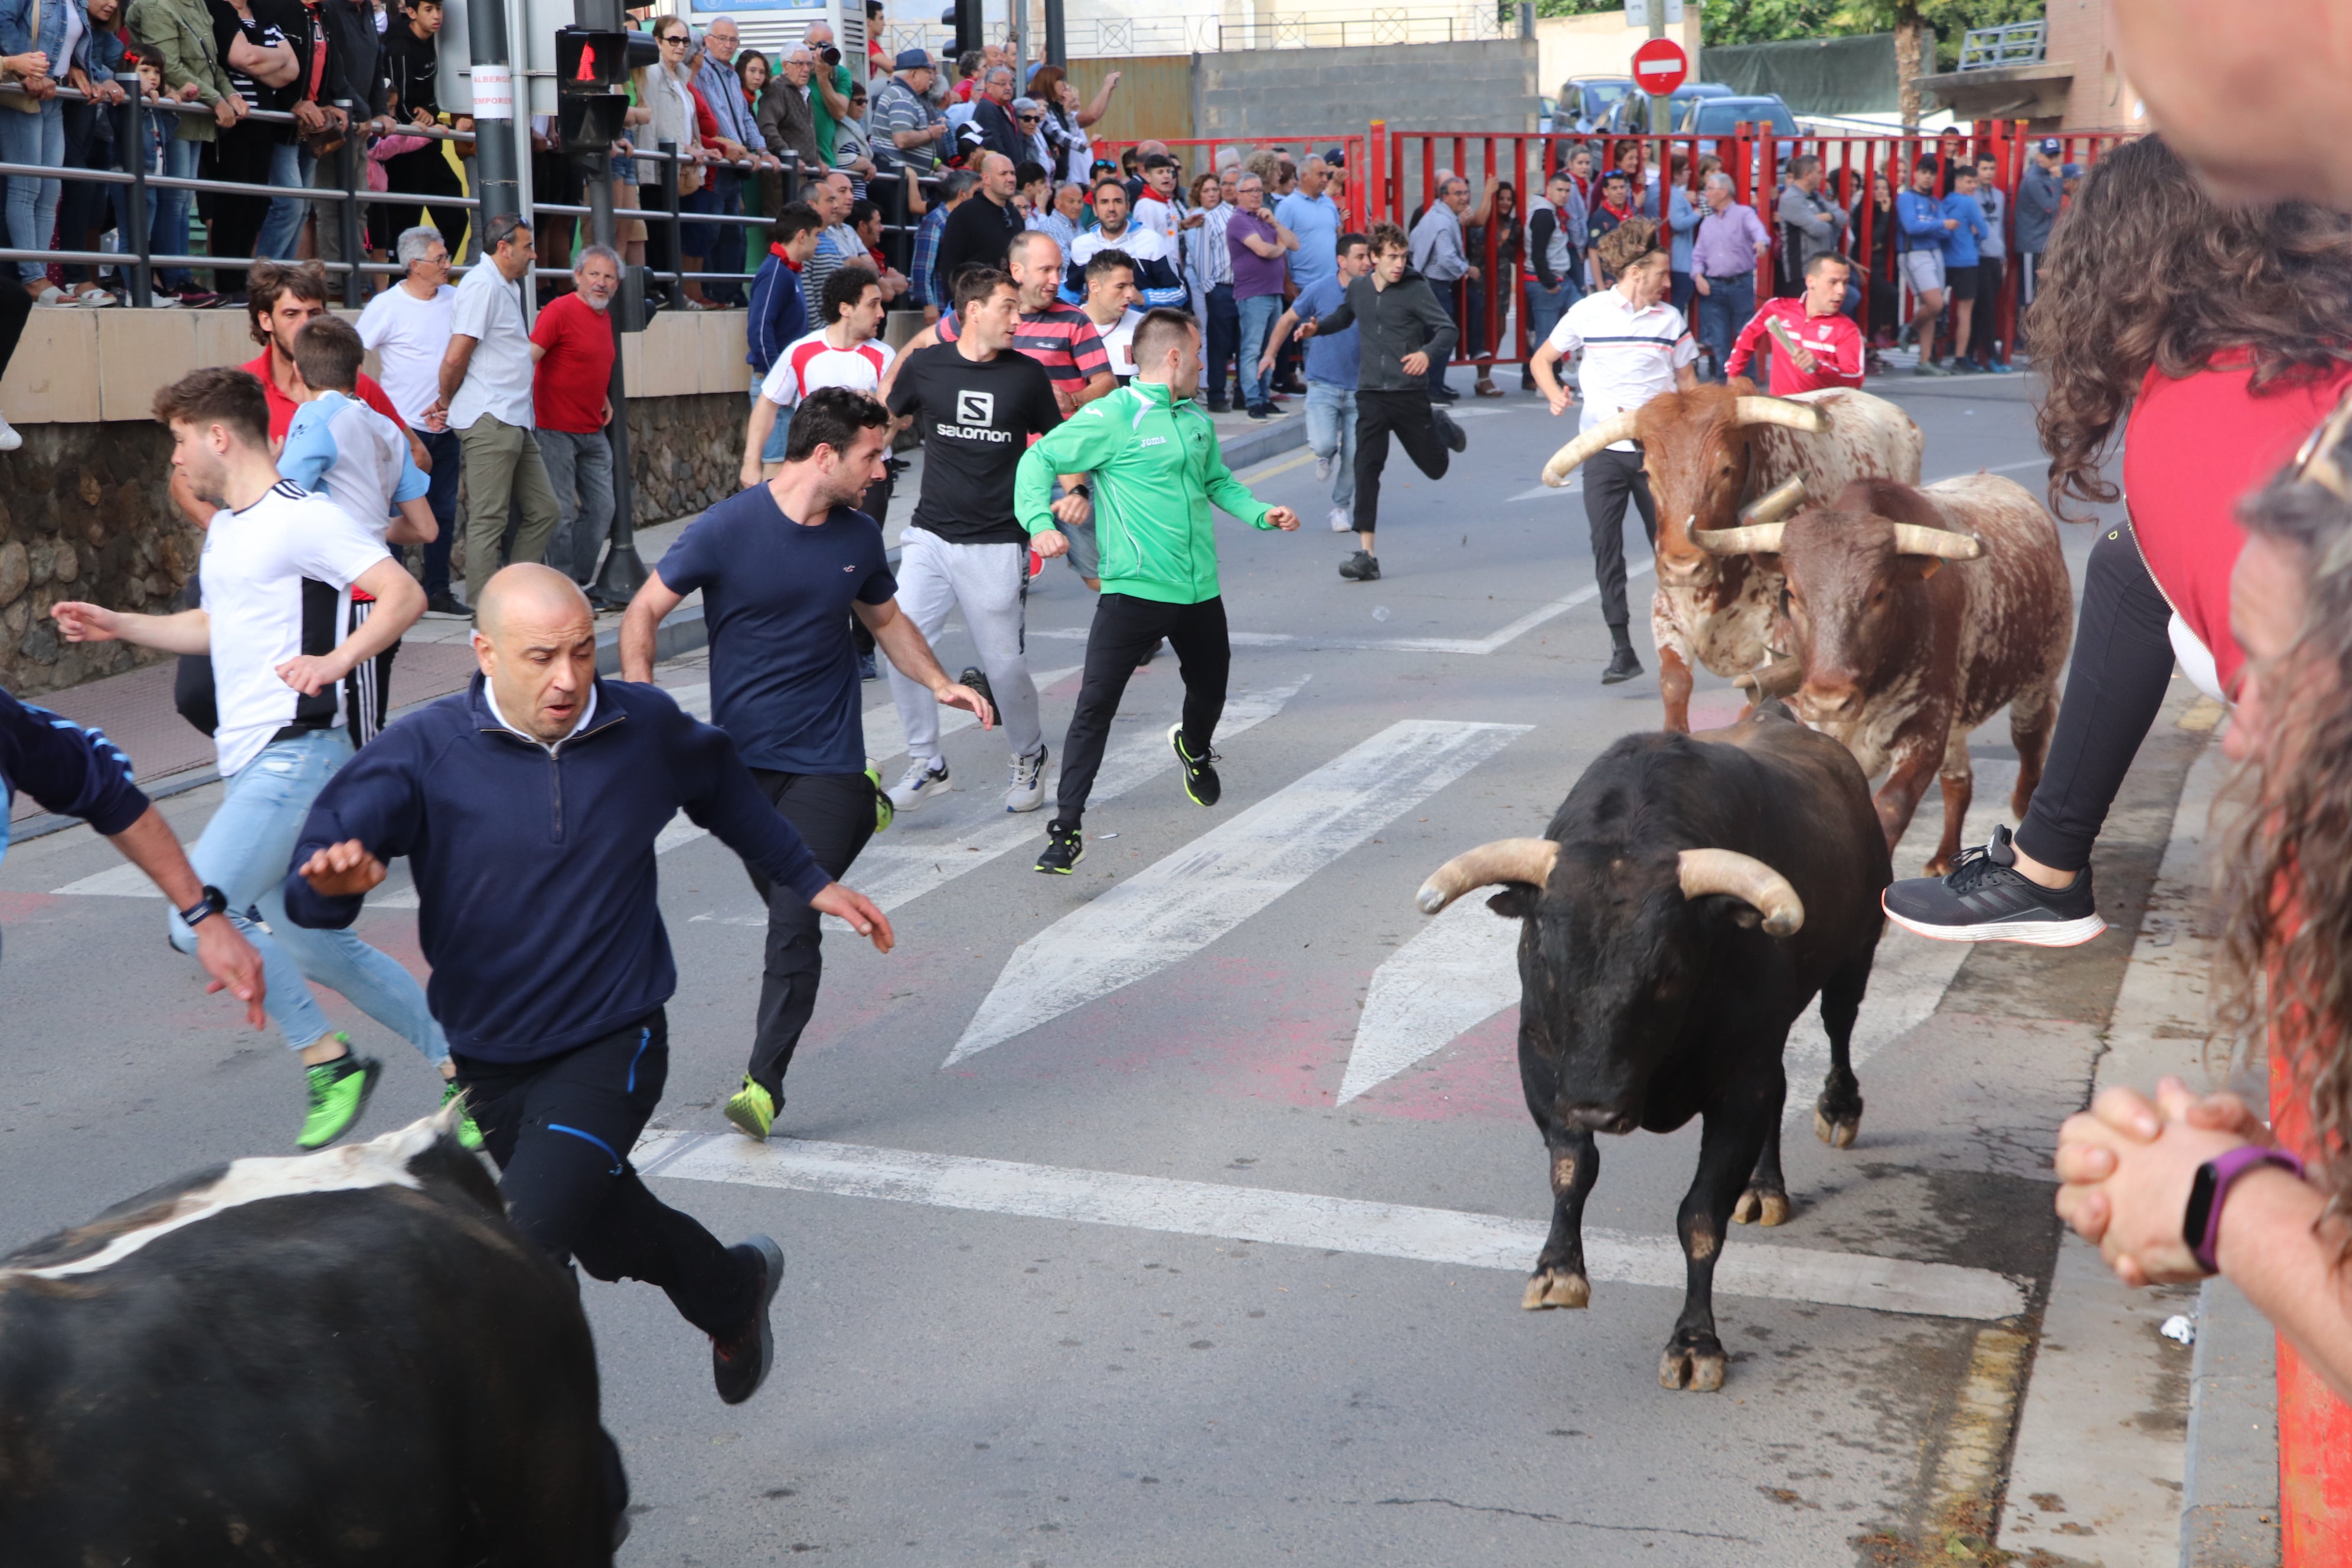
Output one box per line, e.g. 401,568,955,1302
1698,0,2043,70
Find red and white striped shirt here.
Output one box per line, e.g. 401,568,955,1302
757,327,897,407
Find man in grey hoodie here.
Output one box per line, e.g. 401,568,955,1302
2013,137,2077,309
1299,220,1465,583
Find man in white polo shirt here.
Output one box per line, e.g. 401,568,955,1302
425,215,561,607
1527,218,1699,686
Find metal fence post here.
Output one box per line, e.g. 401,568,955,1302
657,139,684,311
116,98,151,309
336,100,364,307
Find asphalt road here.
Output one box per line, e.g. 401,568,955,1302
0,370,2186,1566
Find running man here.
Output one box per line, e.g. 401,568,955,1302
50,367,457,1149
741,263,897,516
285,564,893,1410
1527,218,1700,687
886,230,1114,417
1723,251,1866,394
1296,220,1464,583
882,266,1068,815
1015,308,1302,875
624,389,989,1140
1257,229,1373,534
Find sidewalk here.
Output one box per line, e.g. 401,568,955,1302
6,393,1310,838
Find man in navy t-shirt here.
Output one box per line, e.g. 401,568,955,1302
619,388,992,1139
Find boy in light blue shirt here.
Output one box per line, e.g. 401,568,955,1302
1938,166,1991,375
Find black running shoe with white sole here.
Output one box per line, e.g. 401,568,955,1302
1035,822,1084,874
711,1233,785,1404
1881,825,2108,947
959,665,996,721
1169,723,1221,806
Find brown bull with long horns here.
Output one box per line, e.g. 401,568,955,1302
1416,703,1888,1393
1540,383,1924,731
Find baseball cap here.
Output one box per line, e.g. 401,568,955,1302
895,47,934,70
1321,145,1345,166
2036,136,2062,155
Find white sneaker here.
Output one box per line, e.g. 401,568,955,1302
0,414,21,453
887,758,950,811
1328,506,1352,533
1314,452,1335,482
1004,744,1048,813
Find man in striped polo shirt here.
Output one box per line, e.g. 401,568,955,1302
1527,218,1699,686
886,231,1115,416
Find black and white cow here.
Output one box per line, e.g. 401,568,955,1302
0,1107,615,1564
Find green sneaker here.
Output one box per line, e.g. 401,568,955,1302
724,1077,777,1142
439,1079,486,1152
865,760,894,834
297,1043,381,1150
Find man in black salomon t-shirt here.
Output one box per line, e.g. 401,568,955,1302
881,266,1066,815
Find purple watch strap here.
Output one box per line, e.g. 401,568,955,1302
2194,1145,2307,1275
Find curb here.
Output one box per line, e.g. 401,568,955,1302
2183,1276,2282,1566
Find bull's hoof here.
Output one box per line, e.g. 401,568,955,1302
1732,1185,1791,1226
1922,856,1955,878
1522,1268,1592,1311
1814,1106,1862,1149
1658,1338,1728,1393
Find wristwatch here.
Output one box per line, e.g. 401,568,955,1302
1069,484,1092,499
177,884,229,930
2183,1145,2306,1275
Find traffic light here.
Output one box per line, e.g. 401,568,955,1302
554,25,658,154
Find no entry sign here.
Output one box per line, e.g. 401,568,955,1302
1632,38,1688,97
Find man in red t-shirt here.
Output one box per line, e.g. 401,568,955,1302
1723,253,1866,395
530,247,623,588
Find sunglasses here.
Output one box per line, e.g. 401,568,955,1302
2291,386,2352,503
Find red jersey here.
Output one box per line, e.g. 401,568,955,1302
2122,354,2352,692
243,350,401,445
1723,297,1865,394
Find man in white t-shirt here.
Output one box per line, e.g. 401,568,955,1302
50,366,459,1153
424,215,560,606
357,227,465,617
1527,222,1700,686
741,262,897,518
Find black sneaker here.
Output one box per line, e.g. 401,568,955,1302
1035,822,1084,874
1338,550,1380,582
960,665,995,720
1207,398,1231,414
1601,646,1644,685
1433,406,1467,453
710,1233,785,1405
1168,723,1220,806
423,590,473,620
1882,825,2108,946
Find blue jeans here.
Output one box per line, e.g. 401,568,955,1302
254,140,314,260
1525,275,1576,358
1305,381,1356,513
0,99,64,283
416,426,460,598
750,385,789,464
1694,273,1756,380
152,134,201,290
1236,292,1282,410
170,729,450,1061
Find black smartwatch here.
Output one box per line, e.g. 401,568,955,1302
178,884,228,930
1069,484,1092,499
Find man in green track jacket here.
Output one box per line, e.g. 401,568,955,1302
1015,306,1301,876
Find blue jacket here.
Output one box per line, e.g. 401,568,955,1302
1894,188,1945,253
746,250,808,375
1939,190,1989,266
0,0,114,89
283,674,829,1062
0,686,146,867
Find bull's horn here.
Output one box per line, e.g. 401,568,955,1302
1678,848,1804,936
1690,522,1786,557
1732,396,1830,435
1738,476,1807,525
1416,838,1560,915
1889,523,1985,561
1541,414,1642,486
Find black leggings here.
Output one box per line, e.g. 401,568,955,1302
455,1010,757,1336
201,118,276,290
2012,522,2177,873
742,768,877,1100
1054,593,1230,829
1582,445,1660,631
1353,388,1451,538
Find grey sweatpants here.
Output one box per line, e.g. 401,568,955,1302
884,527,1043,765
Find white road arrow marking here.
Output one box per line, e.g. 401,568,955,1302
641,1130,2027,1322
1337,893,1521,1104
943,718,1530,1066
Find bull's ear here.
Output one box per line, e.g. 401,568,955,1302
1487,886,1540,921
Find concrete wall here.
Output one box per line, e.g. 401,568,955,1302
1192,38,1540,139
1066,57,1196,146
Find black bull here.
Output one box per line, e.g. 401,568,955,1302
0,1113,615,1566
1416,705,1890,1391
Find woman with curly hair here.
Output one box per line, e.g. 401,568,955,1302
2053,395,2352,1402
1883,134,2352,947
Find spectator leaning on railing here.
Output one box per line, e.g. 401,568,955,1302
201,0,298,300
426,215,560,606
129,0,237,303
300,0,391,273
757,43,821,178
695,14,767,307
382,0,469,262
0,0,119,305
53,0,129,306
358,227,466,618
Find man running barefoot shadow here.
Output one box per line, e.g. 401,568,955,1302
623,389,990,1141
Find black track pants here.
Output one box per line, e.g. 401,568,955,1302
743,768,876,1100
1581,446,1660,631
1054,593,1230,829
2013,522,2178,873
1351,388,1451,538
455,1011,757,1336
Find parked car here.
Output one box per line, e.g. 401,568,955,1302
1559,76,1636,133
1679,93,1801,165
1603,81,1734,136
